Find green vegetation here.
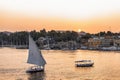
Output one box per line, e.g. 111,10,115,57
0,29,119,47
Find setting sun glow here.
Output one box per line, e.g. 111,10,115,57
78,29,81,32
0,0,120,33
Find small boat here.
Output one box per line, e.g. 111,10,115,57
75,60,94,67
26,35,46,73
16,45,28,49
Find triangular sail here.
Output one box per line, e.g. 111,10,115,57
27,35,46,66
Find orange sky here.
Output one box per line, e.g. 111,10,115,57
0,0,120,33
0,11,120,33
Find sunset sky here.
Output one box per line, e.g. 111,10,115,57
0,0,120,33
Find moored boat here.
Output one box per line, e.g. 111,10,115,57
75,60,94,67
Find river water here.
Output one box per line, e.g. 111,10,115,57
0,47,120,80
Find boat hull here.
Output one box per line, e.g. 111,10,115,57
26,68,44,73
76,63,94,67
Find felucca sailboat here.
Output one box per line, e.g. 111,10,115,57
26,35,46,73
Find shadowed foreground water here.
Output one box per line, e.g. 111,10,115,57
0,47,120,80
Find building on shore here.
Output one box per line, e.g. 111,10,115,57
88,37,101,50
87,35,120,50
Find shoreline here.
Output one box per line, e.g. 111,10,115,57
0,46,120,51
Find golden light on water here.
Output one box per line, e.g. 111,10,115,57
0,48,120,80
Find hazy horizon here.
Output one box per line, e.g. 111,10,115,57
0,0,120,33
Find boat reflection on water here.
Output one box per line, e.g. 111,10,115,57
27,72,46,80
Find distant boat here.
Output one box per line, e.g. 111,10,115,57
16,45,28,49
26,35,46,73
101,46,117,51
75,60,94,67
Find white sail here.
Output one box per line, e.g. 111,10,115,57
27,35,46,66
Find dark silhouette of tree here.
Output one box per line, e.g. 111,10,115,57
0,29,119,49
106,31,112,36
40,29,47,37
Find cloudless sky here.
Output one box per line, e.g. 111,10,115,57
0,0,120,33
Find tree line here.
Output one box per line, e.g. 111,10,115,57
0,29,119,46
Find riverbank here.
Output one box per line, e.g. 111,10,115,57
0,46,120,51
